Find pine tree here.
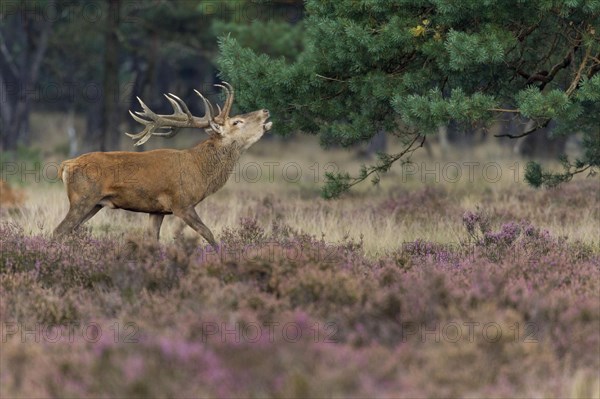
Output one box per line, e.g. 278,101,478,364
217,0,600,197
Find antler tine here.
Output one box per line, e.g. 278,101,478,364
128,109,152,127
126,107,161,145
193,89,213,120
196,89,216,118
214,83,229,95
125,111,151,139
223,81,234,92
223,81,235,118
164,94,182,113
167,93,194,123
194,89,224,135
214,82,235,123
126,89,215,145
151,129,178,138
135,97,157,118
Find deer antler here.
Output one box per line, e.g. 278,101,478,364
125,82,235,146
213,81,234,124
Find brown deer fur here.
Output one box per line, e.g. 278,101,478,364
53,84,271,247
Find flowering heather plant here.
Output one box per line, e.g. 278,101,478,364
1,213,599,398
460,208,581,263
400,239,462,265
462,208,492,240
221,217,267,247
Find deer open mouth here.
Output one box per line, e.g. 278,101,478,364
263,121,273,132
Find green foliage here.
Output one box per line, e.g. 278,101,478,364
393,88,498,132
218,0,600,197
212,20,305,59
445,26,515,71
516,88,579,120
525,156,596,188
321,171,352,200
576,75,600,102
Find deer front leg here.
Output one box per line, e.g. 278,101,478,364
174,208,217,249
148,214,165,240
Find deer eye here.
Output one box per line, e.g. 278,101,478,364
232,120,243,126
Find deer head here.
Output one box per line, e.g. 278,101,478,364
125,82,272,149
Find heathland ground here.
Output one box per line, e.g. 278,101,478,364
1,115,599,397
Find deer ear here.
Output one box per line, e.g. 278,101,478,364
204,128,219,136
209,121,225,135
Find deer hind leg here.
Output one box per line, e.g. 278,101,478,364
148,214,165,240
53,202,102,237
174,208,217,249
81,205,103,225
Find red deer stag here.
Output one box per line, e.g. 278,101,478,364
53,82,271,247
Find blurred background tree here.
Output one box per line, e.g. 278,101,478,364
218,0,600,196
1,0,598,195
0,0,302,153
0,0,55,150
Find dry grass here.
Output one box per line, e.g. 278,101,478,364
2,132,598,256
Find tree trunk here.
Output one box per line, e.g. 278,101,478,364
0,71,14,150
0,4,52,150
83,101,104,154
102,0,121,151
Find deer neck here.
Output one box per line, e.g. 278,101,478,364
188,139,243,197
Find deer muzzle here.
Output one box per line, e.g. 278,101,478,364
262,109,272,132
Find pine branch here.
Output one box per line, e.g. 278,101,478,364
538,39,580,89
315,74,348,82
322,133,425,199
488,108,520,113
588,53,600,78
525,159,596,188
566,44,592,96
511,35,582,90
494,119,551,139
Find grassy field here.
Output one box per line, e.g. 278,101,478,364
3,132,599,254
1,127,599,397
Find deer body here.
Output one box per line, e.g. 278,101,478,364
54,83,271,247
